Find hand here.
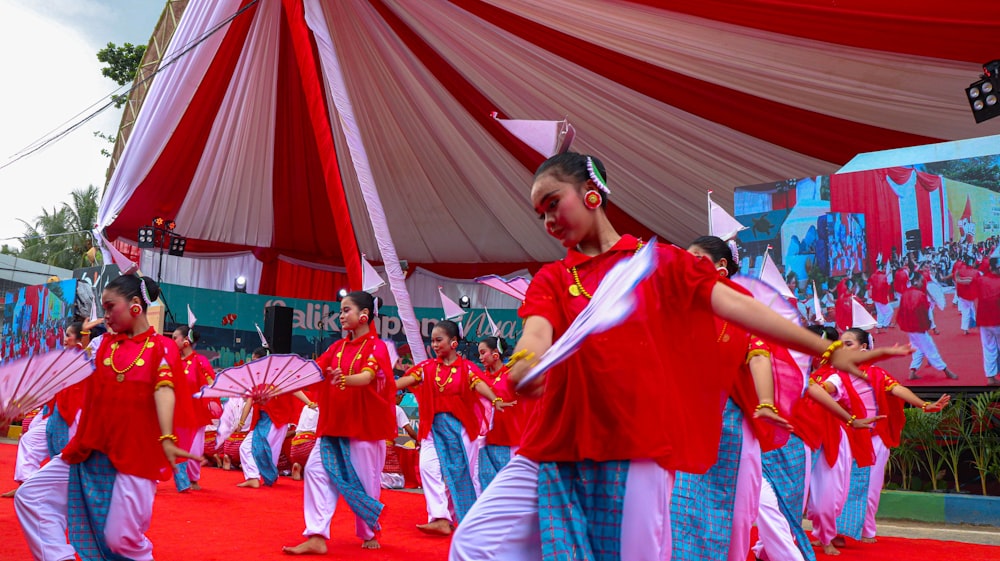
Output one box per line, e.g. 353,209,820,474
753,407,794,432
161,439,203,466
512,368,545,398
830,344,913,378
307,401,319,410
923,394,951,413
849,414,887,429
494,400,517,412
327,367,343,386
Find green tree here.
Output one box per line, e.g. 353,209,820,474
97,41,147,107
15,186,102,270
923,157,1000,192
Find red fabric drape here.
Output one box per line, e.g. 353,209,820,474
830,168,902,272
630,0,995,63
271,258,349,301
448,0,940,166
280,0,362,288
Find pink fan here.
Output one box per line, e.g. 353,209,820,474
474,275,532,302
193,354,323,402
0,348,95,433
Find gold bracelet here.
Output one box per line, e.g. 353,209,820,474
80,330,91,335
921,402,930,410
754,403,779,415
158,433,178,443
845,415,857,428
819,340,844,366
491,396,503,407
505,349,536,369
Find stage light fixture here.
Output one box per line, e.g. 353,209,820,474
458,295,471,309
234,275,247,293
168,236,186,257
966,59,1000,123
137,226,155,248
337,288,349,301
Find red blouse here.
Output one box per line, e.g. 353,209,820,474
61,328,187,481
484,365,536,447
516,235,729,473
897,287,931,333
314,333,397,441
183,352,220,427
406,356,485,441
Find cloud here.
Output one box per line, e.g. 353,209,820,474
0,0,125,246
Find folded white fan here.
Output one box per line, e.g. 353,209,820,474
516,239,659,390
194,354,323,402
0,348,94,431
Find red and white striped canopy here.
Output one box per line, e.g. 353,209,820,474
98,0,997,293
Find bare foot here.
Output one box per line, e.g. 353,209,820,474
291,463,303,481
361,538,380,549
944,369,959,380
1,488,17,498
282,536,327,555
222,455,232,471
190,482,201,491
237,478,261,488
831,536,846,547
861,537,877,544
820,543,840,556
989,376,1000,386
908,369,920,380
416,518,453,536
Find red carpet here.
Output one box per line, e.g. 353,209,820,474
2,443,999,560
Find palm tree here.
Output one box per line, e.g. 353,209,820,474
63,185,101,268
16,185,102,270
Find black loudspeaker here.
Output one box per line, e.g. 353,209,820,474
264,305,294,354
904,230,921,252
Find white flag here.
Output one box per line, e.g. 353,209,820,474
707,191,747,242
187,305,197,329
759,250,795,300
484,308,500,337
851,298,877,330
438,287,466,321
361,255,385,294
812,281,827,323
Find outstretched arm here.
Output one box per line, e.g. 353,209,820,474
890,384,950,412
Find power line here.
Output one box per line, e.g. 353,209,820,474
0,0,260,171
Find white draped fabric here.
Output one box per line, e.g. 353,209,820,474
140,250,262,294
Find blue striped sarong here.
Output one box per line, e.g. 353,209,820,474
761,434,816,561
67,452,129,561
252,411,278,486
671,398,743,561
430,413,478,523
45,404,71,458
538,459,629,561
318,436,383,532
478,444,511,491
835,460,871,539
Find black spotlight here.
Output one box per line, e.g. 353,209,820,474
337,288,349,301
966,60,1000,123
234,275,248,293
458,295,471,309
168,236,186,257
137,226,155,248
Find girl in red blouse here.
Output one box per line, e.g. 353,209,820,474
477,336,529,491
15,274,201,561
396,320,507,536
449,152,909,561
283,291,397,554
171,325,220,491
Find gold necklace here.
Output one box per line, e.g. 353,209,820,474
488,364,505,385
568,240,644,298
434,359,459,393
335,338,370,390
104,335,154,382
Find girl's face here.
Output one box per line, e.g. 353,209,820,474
686,245,727,275
102,289,139,335
339,297,364,331
531,174,594,248
63,329,82,348
171,329,190,351
430,326,456,359
841,332,867,351
478,342,500,368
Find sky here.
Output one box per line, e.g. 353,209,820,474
0,0,164,248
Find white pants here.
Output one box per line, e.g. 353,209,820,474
906,331,947,371
729,418,761,561
981,325,1000,378
863,435,890,538
450,455,672,561
807,431,852,545
301,438,385,541
958,297,976,331
181,426,205,482
13,414,49,483
419,428,478,523
14,455,156,561
874,301,893,328
240,421,287,481
753,439,812,561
